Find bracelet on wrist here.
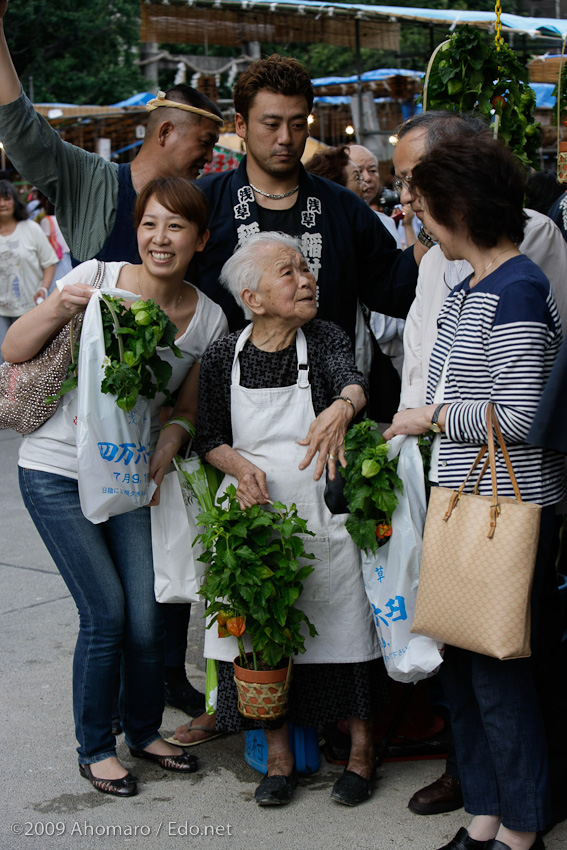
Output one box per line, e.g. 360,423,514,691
161,417,195,437
332,395,356,417
430,403,446,434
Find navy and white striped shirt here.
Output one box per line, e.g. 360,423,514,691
427,255,564,506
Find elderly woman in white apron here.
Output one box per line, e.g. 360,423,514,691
191,232,384,807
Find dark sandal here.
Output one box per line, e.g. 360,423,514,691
255,769,298,806
331,768,375,806
79,763,138,797
129,747,198,773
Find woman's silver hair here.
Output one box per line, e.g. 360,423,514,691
219,231,305,320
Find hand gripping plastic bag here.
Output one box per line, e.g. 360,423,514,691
361,434,443,683
152,455,208,603
76,288,156,524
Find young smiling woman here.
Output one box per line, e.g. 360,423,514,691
2,177,228,797
129,194,209,328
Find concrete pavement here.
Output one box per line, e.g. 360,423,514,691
1,426,566,850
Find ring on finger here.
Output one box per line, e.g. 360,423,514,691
328,454,338,461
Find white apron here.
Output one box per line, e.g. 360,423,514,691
204,324,379,664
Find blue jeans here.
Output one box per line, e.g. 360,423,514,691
19,468,165,764
440,507,554,832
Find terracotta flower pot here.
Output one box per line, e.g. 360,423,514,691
233,655,293,720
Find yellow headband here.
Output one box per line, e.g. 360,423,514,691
146,91,223,126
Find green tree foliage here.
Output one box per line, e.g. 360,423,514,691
4,0,145,104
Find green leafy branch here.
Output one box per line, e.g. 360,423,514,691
198,485,317,670
422,25,540,169
47,296,182,412
341,419,402,554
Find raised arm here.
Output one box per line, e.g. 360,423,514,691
0,2,22,105
0,1,119,263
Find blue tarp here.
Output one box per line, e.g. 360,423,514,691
312,68,423,87
110,92,155,108
314,81,557,110
531,82,557,109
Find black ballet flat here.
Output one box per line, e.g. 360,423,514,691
79,763,138,797
255,768,298,806
129,747,198,773
331,768,375,806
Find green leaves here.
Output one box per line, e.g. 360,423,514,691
198,485,317,670
341,420,402,554
47,295,181,411
423,25,541,169
98,296,181,412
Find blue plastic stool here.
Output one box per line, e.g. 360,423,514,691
244,723,321,775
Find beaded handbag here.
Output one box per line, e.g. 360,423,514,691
0,261,104,435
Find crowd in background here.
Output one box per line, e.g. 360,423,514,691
1,2,567,847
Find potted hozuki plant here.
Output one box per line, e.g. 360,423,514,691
197,484,317,720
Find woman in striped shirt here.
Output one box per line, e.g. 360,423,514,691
384,135,563,850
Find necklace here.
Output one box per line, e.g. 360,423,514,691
472,248,514,286
248,181,299,200
136,270,183,314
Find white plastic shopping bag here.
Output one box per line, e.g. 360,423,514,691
151,455,206,603
76,288,156,524
361,434,444,683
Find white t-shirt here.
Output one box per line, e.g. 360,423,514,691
19,260,228,479
0,220,58,316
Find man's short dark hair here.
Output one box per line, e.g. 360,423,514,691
411,135,527,248
233,54,314,122
397,111,491,150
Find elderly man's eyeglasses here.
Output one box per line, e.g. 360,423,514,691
393,175,412,194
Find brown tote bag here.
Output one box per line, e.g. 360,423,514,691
411,404,541,660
